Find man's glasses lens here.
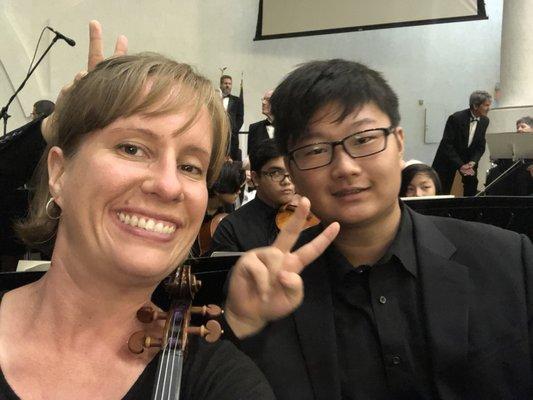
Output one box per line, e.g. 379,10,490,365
290,128,390,170
263,170,291,182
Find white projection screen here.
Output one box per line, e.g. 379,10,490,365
255,0,487,40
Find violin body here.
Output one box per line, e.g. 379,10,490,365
198,213,228,255
275,203,320,230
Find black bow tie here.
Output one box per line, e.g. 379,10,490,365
470,117,480,123
265,120,272,126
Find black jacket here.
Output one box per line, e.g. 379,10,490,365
231,207,533,400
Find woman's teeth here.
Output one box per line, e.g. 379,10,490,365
117,212,176,234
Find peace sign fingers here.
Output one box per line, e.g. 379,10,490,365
88,20,129,71
286,221,339,274
87,20,104,71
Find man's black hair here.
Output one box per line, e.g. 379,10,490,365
249,138,283,172
32,99,55,118
516,116,533,128
209,160,244,196
270,59,400,154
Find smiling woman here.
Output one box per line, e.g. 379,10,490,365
0,25,274,400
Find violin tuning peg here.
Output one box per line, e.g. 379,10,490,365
128,331,163,354
136,306,167,323
206,304,223,317
187,319,223,343
191,276,202,293
190,304,223,317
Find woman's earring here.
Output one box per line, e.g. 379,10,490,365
45,197,61,220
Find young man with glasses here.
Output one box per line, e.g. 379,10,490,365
223,59,533,399
210,138,295,253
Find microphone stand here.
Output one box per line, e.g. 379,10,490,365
1,35,61,136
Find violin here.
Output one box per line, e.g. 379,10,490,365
128,265,223,399
198,212,228,255
275,201,320,230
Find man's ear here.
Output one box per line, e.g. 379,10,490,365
48,146,67,208
250,170,259,187
394,127,405,161
283,156,292,175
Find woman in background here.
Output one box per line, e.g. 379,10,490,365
400,161,442,197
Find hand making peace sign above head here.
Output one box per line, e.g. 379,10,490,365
41,20,128,143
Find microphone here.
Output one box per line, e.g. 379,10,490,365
46,26,76,47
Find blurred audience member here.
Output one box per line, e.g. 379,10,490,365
400,160,442,197
220,75,243,161
516,116,533,133
210,139,295,253
30,99,55,119
486,116,533,195
192,161,245,256
248,90,274,158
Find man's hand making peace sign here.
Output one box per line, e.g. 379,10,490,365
225,196,339,338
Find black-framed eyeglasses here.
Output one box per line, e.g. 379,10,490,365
261,169,292,182
288,127,395,171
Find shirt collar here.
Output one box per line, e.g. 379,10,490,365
378,202,417,277
327,203,418,283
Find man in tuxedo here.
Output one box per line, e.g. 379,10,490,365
220,74,244,161
432,91,492,196
247,90,274,157
223,60,533,400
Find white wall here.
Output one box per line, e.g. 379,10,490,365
1,0,503,165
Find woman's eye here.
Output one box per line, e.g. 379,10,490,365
181,164,204,176
118,144,145,157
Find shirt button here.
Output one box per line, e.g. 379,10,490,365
392,355,401,365
379,296,387,304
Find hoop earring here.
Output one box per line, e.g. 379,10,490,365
45,197,61,220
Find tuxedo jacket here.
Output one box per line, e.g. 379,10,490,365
226,94,244,160
432,109,489,178
247,119,270,157
226,94,243,135
235,207,533,400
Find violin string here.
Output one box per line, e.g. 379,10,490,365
153,337,169,398
167,306,184,400
165,306,183,399
162,309,179,398
153,307,176,399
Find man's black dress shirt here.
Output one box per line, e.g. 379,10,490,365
328,208,434,399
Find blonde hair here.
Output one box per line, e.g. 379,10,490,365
17,53,229,246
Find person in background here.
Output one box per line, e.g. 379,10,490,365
208,160,245,214
400,160,442,197
0,21,276,400
248,90,274,158
486,116,533,195
210,138,295,253
516,116,533,133
30,99,55,119
432,90,492,196
192,161,245,256
220,75,243,161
